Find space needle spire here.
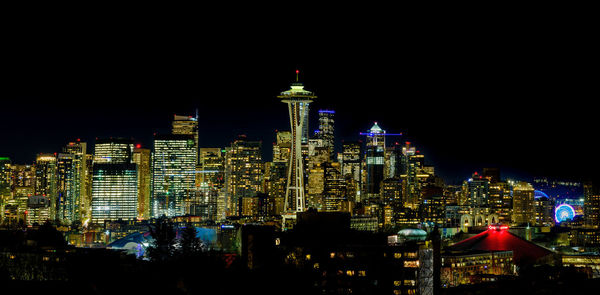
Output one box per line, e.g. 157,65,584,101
278,70,316,227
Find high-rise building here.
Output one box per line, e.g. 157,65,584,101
363,122,386,200
192,148,226,220
0,157,11,196
0,157,11,221
56,141,88,225
512,182,535,226
467,172,490,209
278,74,316,217
323,162,348,212
340,141,361,203
91,163,138,224
381,177,403,211
93,138,134,164
91,138,138,224
172,113,199,153
384,144,402,179
584,182,600,228
273,131,292,163
401,142,424,210
152,134,197,217
11,164,35,188
341,142,361,181
489,181,512,224
198,148,226,188
34,153,57,219
534,196,554,226
26,195,51,225
132,146,151,220
225,136,263,216
315,110,335,156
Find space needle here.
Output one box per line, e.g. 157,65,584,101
278,70,316,228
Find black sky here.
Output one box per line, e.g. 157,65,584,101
1,9,597,184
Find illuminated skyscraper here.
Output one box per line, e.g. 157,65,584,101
278,72,316,216
534,196,554,226
0,157,11,221
489,181,512,224
400,142,424,210
34,153,57,219
273,131,292,163
266,131,291,215
172,113,199,160
56,141,88,224
152,134,197,217
91,138,138,224
340,141,362,203
191,148,225,220
316,110,335,156
91,163,137,223
362,122,387,199
133,146,151,220
512,182,535,226
584,182,600,228
225,136,263,216
341,142,361,181
93,138,134,164
467,172,490,209
322,162,347,212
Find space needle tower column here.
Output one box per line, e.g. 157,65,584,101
278,70,316,225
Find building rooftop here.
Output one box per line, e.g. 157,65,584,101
446,227,554,265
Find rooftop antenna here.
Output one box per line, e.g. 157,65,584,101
295,69,299,82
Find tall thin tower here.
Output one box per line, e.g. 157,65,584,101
278,70,317,216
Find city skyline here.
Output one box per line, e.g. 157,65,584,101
2,9,600,294
1,68,596,184
2,12,597,185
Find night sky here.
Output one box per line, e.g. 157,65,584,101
1,11,597,184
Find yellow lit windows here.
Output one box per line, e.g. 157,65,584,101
404,261,419,268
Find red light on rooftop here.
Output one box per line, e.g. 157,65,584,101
406,141,411,145
136,144,142,149
77,138,81,142
488,224,509,231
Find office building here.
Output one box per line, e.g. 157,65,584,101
584,182,600,228
225,136,263,216
56,141,88,224
132,146,151,220
512,182,535,226
152,134,197,217
91,138,138,224
363,122,386,200
315,110,335,156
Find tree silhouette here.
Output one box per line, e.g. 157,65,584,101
180,222,202,258
147,217,176,262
